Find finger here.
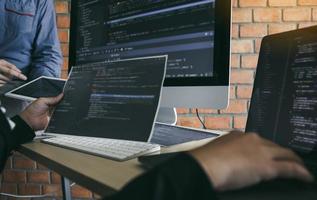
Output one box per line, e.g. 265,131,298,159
2,68,27,81
271,161,314,182
0,74,11,82
269,147,304,164
0,60,21,72
0,80,8,85
40,93,64,106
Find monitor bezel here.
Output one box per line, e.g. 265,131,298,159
69,0,231,87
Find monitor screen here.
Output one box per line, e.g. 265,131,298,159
69,0,231,87
246,26,317,155
46,56,167,142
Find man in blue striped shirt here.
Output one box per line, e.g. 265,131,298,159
0,0,63,115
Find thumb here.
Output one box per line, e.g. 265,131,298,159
40,93,64,107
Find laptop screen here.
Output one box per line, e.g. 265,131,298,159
246,27,317,158
46,56,167,142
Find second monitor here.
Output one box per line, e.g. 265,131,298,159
69,0,231,112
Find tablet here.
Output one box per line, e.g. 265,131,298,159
5,76,66,101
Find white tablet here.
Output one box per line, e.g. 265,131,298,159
5,76,66,101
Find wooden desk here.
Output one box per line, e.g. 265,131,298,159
18,131,225,199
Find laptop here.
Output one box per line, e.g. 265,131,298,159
40,56,170,161
220,26,317,199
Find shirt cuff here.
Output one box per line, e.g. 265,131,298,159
159,153,216,199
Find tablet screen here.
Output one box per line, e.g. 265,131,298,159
10,77,66,98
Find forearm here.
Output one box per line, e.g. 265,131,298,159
107,153,217,200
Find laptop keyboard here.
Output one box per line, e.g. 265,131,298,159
150,123,219,146
42,136,160,161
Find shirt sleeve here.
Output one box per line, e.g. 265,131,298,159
0,112,35,173
107,153,217,200
28,0,63,80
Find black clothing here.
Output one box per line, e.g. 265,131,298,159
109,153,216,200
0,109,216,199
0,110,35,171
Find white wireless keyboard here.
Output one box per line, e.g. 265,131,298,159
41,136,160,161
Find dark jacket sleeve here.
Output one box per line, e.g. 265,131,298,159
0,111,35,172
107,153,217,200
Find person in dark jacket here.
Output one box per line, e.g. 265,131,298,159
0,95,314,200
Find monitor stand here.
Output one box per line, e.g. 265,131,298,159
155,107,177,125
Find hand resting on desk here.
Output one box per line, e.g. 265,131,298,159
189,131,314,192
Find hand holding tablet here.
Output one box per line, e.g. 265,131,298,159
5,76,66,101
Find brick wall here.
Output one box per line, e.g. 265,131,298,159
177,0,317,131
1,0,317,199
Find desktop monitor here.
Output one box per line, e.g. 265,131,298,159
69,0,232,123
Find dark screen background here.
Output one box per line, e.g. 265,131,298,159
12,78,65,98
46,57,166,142
246,27,317,158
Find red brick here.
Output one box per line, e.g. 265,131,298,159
237,86,254,99
314,9,317,21
51,172,62,184
1,183,17,194
58,30,69,43
298,22,317,28
61,43,69,57
234,116,248,129
298,0,317,6
240,0,267,7
55,1,69,14
71,185,93,198
269,24,297,34
205,116,232,130
283,8,312,22
177,117,202,128
36,163,48,170
231,54,240,69
232,24,239,39
241,54,259,69
231,40,254,53
27,171,50,183
232,9,253,23
230,85,236,99
230,70,254,84
194,108,219,114
43,184,63,197
240,24,267,38
18,184,41,195
13,157,36,170
255,38,263,53
268,0,297,7
221,100,248,114
254,8,282,22
62,70,69,79
63,57,69,71
175,108,189,114
3,170,26,183
57,15,70,29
